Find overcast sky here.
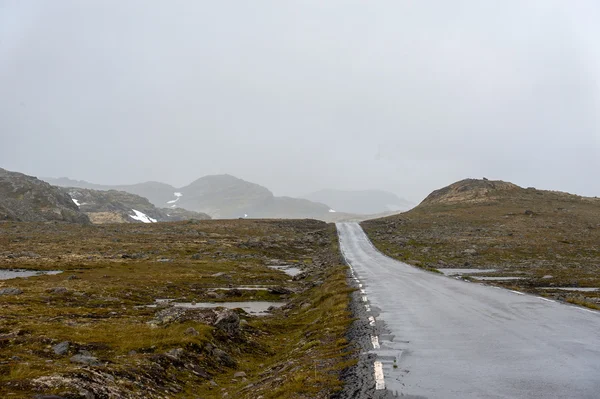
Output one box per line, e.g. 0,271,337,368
1,1,599,202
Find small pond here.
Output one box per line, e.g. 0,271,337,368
0,269,62,280
268,265,303,277
172,301,284,316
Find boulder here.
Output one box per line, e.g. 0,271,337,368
0,287,23,295
52,341,70,355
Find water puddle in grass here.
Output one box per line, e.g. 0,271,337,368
471,276,524,281
0,269,63,280
171,301,284,315
208,286,272,291
268,265,303,277
439,268,498,276
539,287,599,292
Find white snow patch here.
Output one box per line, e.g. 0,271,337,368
328,209,336,213
72,198,80,207
167,192,183,204
129,209,157,224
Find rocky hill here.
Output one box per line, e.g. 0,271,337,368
47,174,334,220
303,189,414,214
362,178,600,308
65,188,210,224
0,168,89,223
420,178,521,205
45,177,176,206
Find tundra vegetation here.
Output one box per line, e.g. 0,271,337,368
0,219,354,398
362,179,600,310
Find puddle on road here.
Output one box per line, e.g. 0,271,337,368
438,268,497,276
540,287,599,292
0,269,63,280
171,301,284,315
268,265,303,277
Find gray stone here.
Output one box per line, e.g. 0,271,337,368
52,341,70,355
166,348,185,359
0,287,23,295
47,287,68,294
184,327,200,336
70,354,100,366
233,371,247,378
214,309,240,335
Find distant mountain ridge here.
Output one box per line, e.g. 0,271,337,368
303,189,413,215
45,174,333,220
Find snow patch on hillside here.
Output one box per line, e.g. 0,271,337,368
72,198,80,207
167,192,183,205
130,209,157,223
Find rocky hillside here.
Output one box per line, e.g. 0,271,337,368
303,189,414,214
47,175,334,220
65,188,210,224
0,168,89,224
420,178,521,205
362,178,600,308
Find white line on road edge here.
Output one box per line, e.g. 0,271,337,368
362,296,368,302
369,316,376,326
537,297,555,303
360,289,367,294
371,335,380,349
365,304,371,312
509,290,525,295
576,307,598,314
374,361,385,390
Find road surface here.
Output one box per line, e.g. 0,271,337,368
337,222,600,399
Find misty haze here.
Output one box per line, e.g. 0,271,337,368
1,2,599,399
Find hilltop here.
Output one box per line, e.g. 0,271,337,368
362,178,600,308
0,168,89,224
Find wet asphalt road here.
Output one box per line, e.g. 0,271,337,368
337,222,600,399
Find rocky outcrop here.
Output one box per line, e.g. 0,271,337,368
420,178,521,206
0,168,89,223
64,187,210,224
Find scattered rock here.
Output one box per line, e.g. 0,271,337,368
156,258,173,263
214,309,241,335
191,253,202,260
67,275,79,280
52,341,70,356
233,371,247,378
213,348,236,368
184,327,200,336
268,286,292,295
0,287,23,295
47,287,68,295
463,249,477,255
70,353,100,366
166,348,185,360
524,210,535,216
